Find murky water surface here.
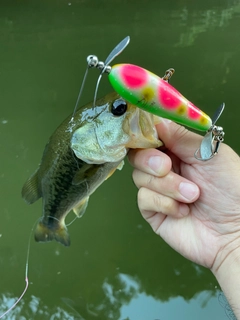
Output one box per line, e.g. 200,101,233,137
1,1,240,319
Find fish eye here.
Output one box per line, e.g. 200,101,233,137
111,99,128,116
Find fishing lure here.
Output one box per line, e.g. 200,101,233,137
73,36,225,161
109,63,212,131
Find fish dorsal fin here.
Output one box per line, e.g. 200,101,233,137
73,196,89,218
22,169,41,204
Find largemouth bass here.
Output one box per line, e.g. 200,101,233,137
22,92,162,246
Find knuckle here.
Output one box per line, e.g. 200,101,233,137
132,169,142,188
152,193,162,210
163,198,173,213
137,187,176,215
132,169,138,183
173,125,189,143
145,174,157,188
133,170,157,190
137,187,147,207
152,193,173,214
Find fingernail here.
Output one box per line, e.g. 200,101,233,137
148,156,164,175
179,182,199,201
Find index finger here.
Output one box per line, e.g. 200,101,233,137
155,120,203,164
128,148,172,177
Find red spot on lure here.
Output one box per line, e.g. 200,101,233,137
121,64,148,88
108,63,212,131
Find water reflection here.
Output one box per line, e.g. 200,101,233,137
175,2,240,47
0,282,234,320
0,294,80,320
68,273,231,320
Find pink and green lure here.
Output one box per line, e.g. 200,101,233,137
108,63,212,131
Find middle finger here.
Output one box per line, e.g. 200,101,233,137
132,169,199,203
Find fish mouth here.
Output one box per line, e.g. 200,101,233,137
71,100,163,165
123,105,163,149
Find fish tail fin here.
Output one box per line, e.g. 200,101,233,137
34,221,71,247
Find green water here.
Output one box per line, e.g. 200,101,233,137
1,1,240,319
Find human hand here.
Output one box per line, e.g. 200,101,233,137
128,120,240,272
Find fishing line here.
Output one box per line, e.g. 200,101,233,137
46,214,78,227
0,218,40,319
92,68,106,108
66,216,78,227
0,214,77,319
71,66,89,120
47,214,79,227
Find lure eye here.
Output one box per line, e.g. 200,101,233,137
111,99,128,116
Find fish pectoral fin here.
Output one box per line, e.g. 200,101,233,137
73,196,89,218
22,169,41,204
117,160,124,171
72,164,92,185
72,164,99,185
105,161,124,181
34,221,70,247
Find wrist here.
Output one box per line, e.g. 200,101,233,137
212,236,240,273
212,237,240,318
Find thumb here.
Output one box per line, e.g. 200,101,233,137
156,119,203,164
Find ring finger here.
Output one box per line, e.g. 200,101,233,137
138,187,190,219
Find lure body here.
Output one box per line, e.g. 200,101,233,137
108,63,212,131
